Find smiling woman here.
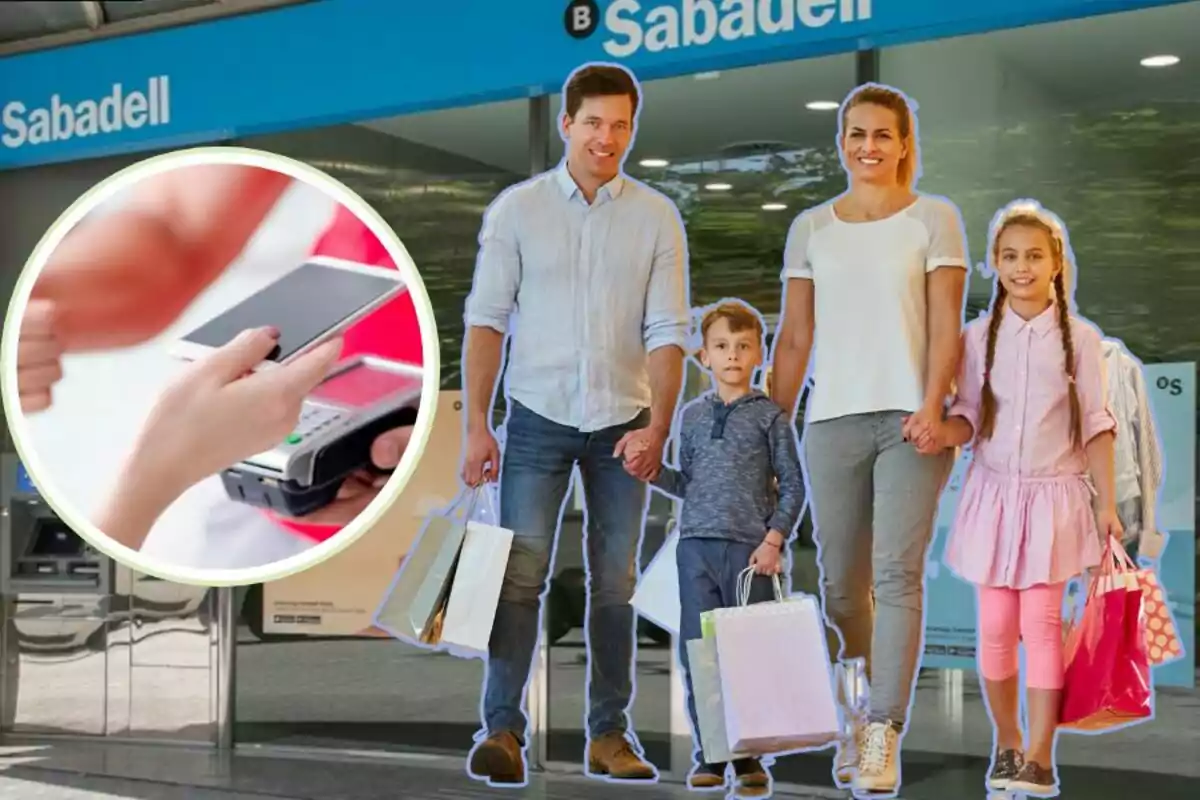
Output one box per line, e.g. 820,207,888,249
770,81,970,796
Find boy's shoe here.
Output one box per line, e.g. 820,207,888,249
467,731,525,785
987,748,1025,791
834,718,865,787
585,732,658,781
852,721,900,795
686,762,727,791
1008,761,1059,797
732,758,771,797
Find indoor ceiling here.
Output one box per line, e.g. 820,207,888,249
364,0,1199,174
0,0,305,52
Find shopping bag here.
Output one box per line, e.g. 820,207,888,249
630,525,681,636
1060,538,1154,732
439,485,513,659
685,637,749,765
372,486,490,647
710,568,840,755
1086,537,1183,667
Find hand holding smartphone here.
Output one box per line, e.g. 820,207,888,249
168,258,407,369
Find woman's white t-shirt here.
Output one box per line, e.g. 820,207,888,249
782,194,969,424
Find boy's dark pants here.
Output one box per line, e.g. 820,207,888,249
677,536,778,768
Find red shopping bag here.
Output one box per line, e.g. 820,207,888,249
1059,538,1153,732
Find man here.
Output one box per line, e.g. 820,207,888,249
460,63,690,785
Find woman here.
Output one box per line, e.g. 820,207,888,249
770,83,969,797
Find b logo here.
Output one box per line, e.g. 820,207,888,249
565,0,599,39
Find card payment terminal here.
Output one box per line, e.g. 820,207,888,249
220,355,423,517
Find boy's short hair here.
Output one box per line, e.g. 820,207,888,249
700,301,764,346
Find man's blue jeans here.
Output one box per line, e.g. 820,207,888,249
482,401,651,742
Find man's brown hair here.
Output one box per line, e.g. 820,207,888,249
564,64,640,119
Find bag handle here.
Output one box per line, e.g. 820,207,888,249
1063,534,1138,641
736,566,784,607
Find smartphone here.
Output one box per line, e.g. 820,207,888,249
167,258,407,366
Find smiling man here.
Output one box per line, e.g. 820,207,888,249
460,63,690,786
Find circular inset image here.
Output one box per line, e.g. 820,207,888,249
1,146,440,586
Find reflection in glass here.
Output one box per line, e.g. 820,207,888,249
230,101,528,757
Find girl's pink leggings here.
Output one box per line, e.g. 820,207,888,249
977,582,1067,690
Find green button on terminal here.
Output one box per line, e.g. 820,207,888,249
285,433,302,445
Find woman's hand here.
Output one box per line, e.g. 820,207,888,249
902,406,946,455
95,327,342,550
16,300,64,413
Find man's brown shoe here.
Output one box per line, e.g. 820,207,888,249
733,757,771,796
467,731,525,785
585,732,658,781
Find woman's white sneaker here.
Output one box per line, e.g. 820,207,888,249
852,721,900,795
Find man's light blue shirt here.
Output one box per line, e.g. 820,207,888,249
464,162,690,433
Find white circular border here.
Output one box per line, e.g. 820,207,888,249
0,146,442,588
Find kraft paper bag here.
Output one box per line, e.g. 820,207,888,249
711,572,840,755
686,637,750,765
373,487,483,645
630,526,681,635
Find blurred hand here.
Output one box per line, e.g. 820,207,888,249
902,407,946,456
291,426,414,526
749,538,785,576
462,427,501,487
17,300,64,413
1095,506,1124,546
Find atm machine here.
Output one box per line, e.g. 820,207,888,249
0,453,114,734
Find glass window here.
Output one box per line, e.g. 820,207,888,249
232,100,528,756
880,4,1198,797
546,53,859,771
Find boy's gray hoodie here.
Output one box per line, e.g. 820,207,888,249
653,390,805,546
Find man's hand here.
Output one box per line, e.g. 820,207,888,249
292,426,413,526
17,300,64,413
614,426,667,482
462,426,501,487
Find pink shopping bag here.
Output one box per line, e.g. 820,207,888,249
710,569,840,755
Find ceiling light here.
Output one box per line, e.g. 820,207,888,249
806,101,840,111
695,71,721,80
705,182,732,191
762,202,788,211
639,158,669,168
1140,54,1180,68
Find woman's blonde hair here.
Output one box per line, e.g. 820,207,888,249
840,83,920,188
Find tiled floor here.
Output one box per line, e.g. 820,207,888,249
0,740,833,800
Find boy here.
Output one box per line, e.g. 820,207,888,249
628,300,805,795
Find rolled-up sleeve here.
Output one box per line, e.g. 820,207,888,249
643,198,690,353
463,190,521,334
1075,322,1118,443
925,197,970,273
947,326,983,436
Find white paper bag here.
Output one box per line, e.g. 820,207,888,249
630,527,680,635
439,487,513,659
686,637,750,764
712,569,840,755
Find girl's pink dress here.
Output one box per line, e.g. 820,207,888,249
943,303,1117,589
266,204,425,543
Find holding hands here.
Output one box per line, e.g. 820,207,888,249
902,405,948,456
614,426,667,482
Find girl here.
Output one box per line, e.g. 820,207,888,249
912,199,1122,797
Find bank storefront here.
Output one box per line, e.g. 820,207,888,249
0,1,1196,797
